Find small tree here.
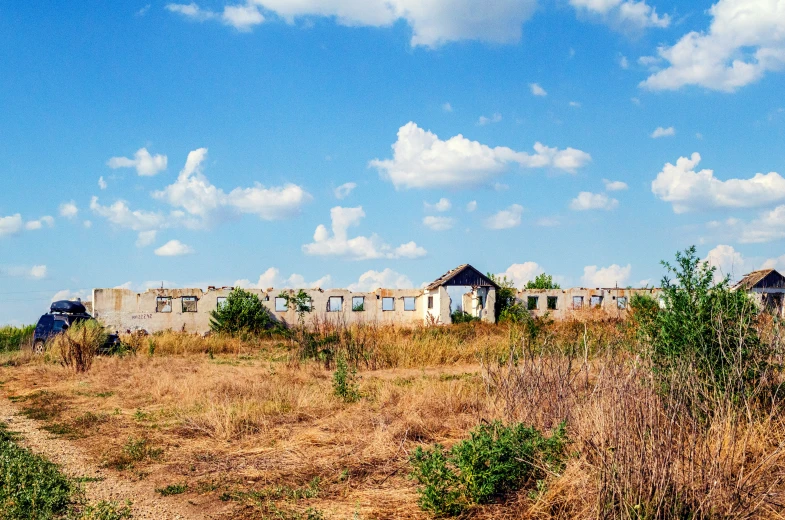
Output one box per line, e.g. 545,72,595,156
209,288,273,335
487,274,530,324
525,273,561,290
277,289,313,326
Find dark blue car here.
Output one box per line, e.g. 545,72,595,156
33,300,119,354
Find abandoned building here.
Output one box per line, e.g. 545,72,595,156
93,264,498,335
733,269,785,318
91,265,784,335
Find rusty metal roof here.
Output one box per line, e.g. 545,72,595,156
425,264,499,290
733,269,783,291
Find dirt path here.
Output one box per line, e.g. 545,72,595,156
0,397,205,520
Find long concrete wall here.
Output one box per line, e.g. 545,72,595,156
515,287,661,320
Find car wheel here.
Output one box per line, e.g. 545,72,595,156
33,340,46,355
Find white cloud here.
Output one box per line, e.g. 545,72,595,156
652,153,785,213
154,239,194,256
334,182,357,199
484,204,523,229
762,253,785,271
582,263,632,287
466,200,477,212
529,83,547,96
603,179,628,191
83,220,92,228
638,55,660,67
651,126,675,138
303,206,426,260
235,267,331,289
569,101,582,107
631,96,641,105
137,4,151,16
370,122,591,190
153,148,311,223
571,0,670,29
29,265,47,279
570,192,619,211
51,289,91,303
222,3,265,30
90,197,168,231
441,102,453,112
704,244,751,282
497,261,544,288
348,268,414,292
424,198,451,212
478,113,502,125
136,230,158,247
107,147,168,176
24,216,54,230
168,0,538,47
619,55,629,69
711,205,785,244
98,176,107,190
423,215,455,231
59,201,78,219
0,214,23,237
640,0,785,92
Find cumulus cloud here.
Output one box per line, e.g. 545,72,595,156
348,268,414,292
334,182,357,199
619,55,629,69
370,122,591,190
51,289,91,303
29,265,47,279
167,0,538,47
59,201,78,219
582,263,632,287
423,215,455,231
708,205,785,244
569,192,619,211
762,253,785,271
154,239,194,256
152,148,311,223
704,244,752,282
235,267,332,290
24,216,54,230
303,206,426,260
497,261,545,288
98,176,107,190
136,230,158,248
651,126,675,138
466,200,477,212
478,113,502,125
107,147,168,176
0,214,23,237
0,264,48,279
640,0,785,92
652,153,785,213
424,198,451,212
90,197,168,231
570,0,670,29
484,204,523,229
603,179,628,191
529,83,547,96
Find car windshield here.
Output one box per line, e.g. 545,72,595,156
52,320,69,333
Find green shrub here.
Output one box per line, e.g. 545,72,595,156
0,423,74,519
524,273,561,290
0,325,34,352
156,483,187,496
409,421,568,515
645,246,766,413
209,288,275,335
332,356,360,403
450,310,477,324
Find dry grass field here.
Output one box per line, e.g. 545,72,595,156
2,316,785,519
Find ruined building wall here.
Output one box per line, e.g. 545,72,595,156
515,287,662,320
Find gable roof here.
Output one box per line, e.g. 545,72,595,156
426,264,499,291
733,269,785,291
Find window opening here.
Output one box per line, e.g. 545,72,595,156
527,296,538,310
404,297,416,311
328,296,343,312
352,296,365,311
275,297,288,312
182,296,197,313
617,296,628,310
590,295,603,308
382,297,395,311
156,296,172,313
216,297,227,309
427,296,434,309
547,296,558,310
572,296,583,309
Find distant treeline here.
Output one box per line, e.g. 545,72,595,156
0,325,34,352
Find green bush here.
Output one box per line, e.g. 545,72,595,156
409,421,568,515
0,423,74,519
0,325,35,352
332,355,360,403
524,273,561,290
209,288,275,335
450,310,478,324
643,246,765,412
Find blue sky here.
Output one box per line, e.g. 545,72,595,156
2,0,785,325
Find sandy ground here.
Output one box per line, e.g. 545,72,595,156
0,397,209,520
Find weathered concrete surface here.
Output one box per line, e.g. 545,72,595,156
515,287,662,320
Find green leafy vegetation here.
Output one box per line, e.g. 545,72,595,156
332,356,360,403
524,273,561,290
155,483,188,496
210,288,275,335
0,325,34,352
450,310,478,324
409,421,568,515
75,500,132,520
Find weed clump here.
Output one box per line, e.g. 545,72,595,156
409,420,568,515
52,320,107,373
332,356,360,403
